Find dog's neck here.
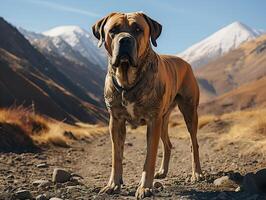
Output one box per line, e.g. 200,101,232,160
137,45,157,73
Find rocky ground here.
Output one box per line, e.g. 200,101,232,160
0,123,266,200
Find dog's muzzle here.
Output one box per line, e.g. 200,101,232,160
111,33,137,68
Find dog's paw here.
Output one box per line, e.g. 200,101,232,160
99,183,121,195
154,170,167,179
190,172,204,183
135,186,153,199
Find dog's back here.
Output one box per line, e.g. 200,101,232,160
157,54,200,107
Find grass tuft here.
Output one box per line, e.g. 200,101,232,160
0,106,107,151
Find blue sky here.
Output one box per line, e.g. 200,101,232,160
0,0,265,54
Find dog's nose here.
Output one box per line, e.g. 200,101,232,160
119,37,133,45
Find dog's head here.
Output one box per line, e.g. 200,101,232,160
92,12,162,88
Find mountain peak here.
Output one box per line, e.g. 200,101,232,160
41,25,106,68
43,25,86,37
228,21,250,30
178,21,260,68
220,21,258,36
229,21,245,27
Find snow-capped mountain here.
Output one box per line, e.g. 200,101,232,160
43,26,107,68
178,21,262,68
18,27,45,41
19,26,107,68
19,27,88,64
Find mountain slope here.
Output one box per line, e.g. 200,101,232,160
196,34,266,98
19,27,107,104
43,26,107,68
178,21,260,68
199,76,266,115
0,17,107,124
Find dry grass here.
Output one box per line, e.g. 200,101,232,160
207,108,266,155
0,105,50,135
167,107,266,155
1,104,265,154
198,114,217,129
254,116,266,135
0,106,107,151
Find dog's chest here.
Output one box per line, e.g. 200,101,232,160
120,93,160,127
121,100,147,127
105,77,165,127
123,102,135,118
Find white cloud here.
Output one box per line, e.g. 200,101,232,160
24,0,100,17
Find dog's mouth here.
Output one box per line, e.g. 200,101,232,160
119,56,130,69
112,54,135,68
113,57,138,88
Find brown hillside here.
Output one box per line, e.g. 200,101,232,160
0,17,107,124
32,38,105,103
199,76,266,115
196,34,266,103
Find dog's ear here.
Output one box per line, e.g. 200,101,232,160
142,13,162,47
92,13,116,48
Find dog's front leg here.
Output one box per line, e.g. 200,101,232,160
100,115,126,194
136,117,162,199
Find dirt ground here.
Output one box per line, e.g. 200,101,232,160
0,121,266,199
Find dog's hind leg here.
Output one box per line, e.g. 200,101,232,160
154,113,172,179
178,99,202,182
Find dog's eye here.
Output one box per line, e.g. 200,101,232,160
109,27,119,38
109,27,119,34
135,27,142,34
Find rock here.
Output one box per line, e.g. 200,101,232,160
71,173,83,179
15,157,22,161
36,194,48,200
213,175,236,188
37,163,48,168
125,142,133,146
34,154,47,160
185,177,190,183
235,186,241,192
52,168,71,183
214,176,229,186
7,175,14,179
7,159,15,166
7,179,14,184
15,190,32,199
153,181,163,189
33,180,50,187
66,179,79,186
66,185,79,193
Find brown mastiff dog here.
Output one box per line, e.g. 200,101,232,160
92,12,202,199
